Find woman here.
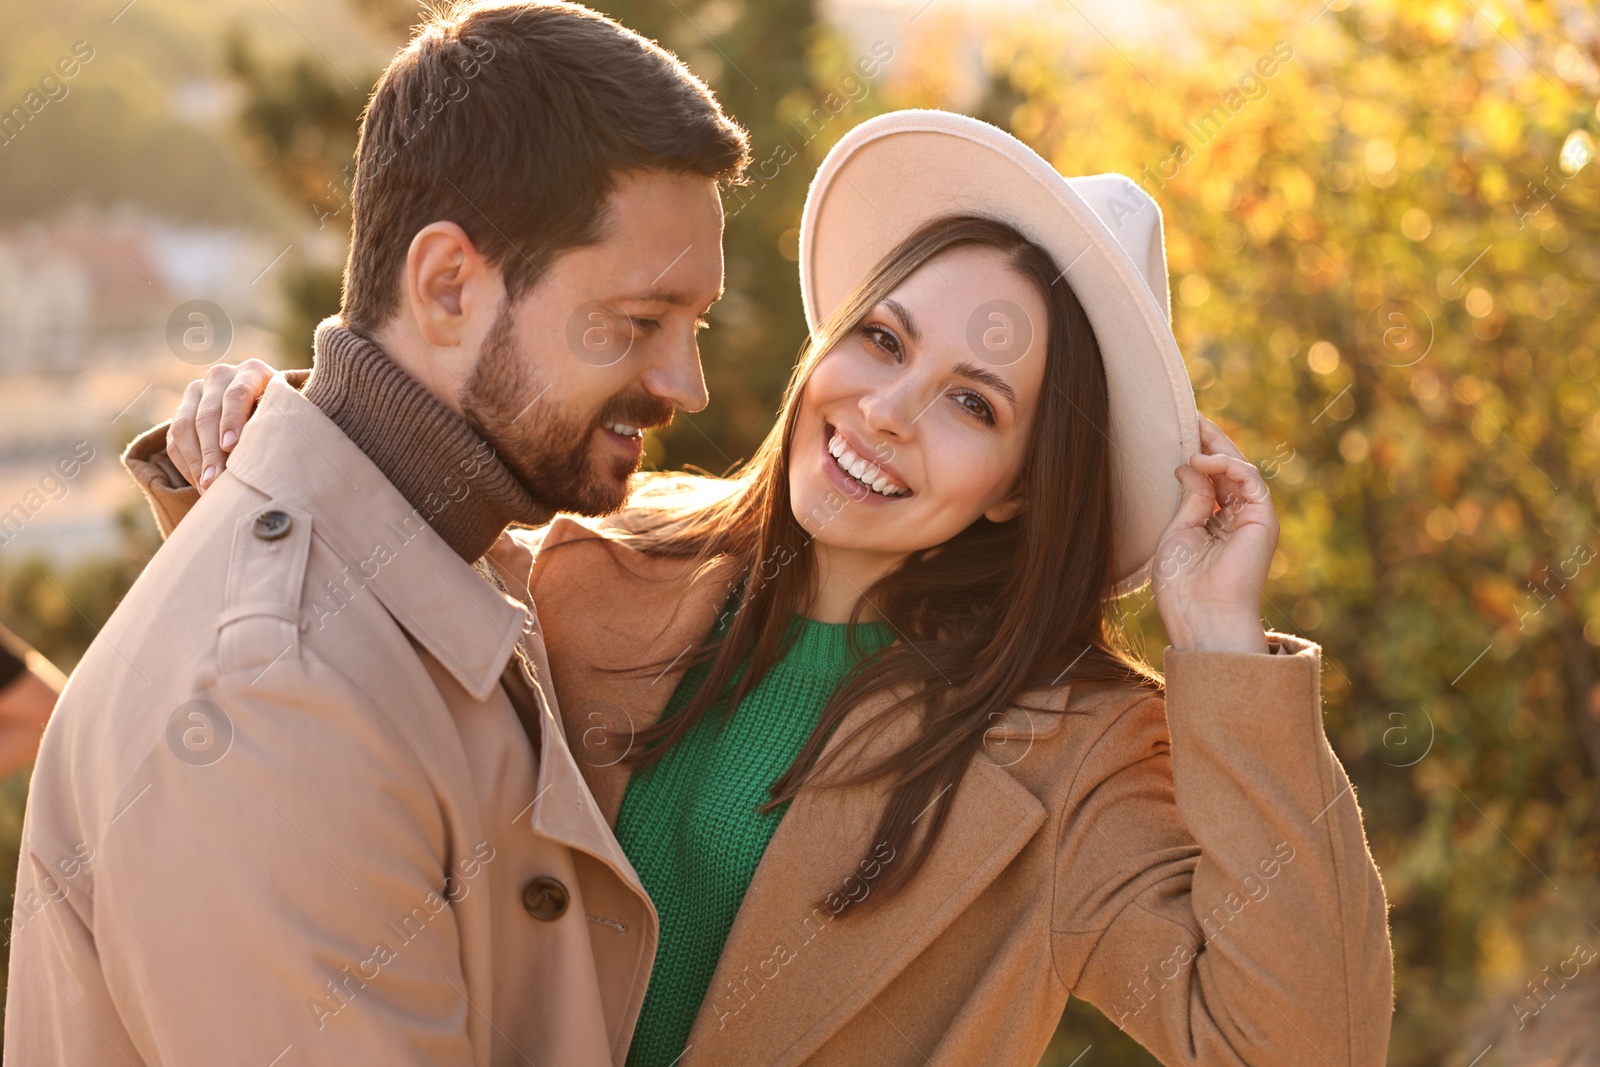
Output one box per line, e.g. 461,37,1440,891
132,111,1391,1065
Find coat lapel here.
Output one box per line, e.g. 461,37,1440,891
679,685,1054,1066
527,517,1068,1065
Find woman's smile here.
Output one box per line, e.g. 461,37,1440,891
822,421,911,500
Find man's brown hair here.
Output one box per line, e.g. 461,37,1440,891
342,0,751,335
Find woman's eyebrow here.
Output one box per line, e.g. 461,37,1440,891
953,361,1018,414
881,298,1017,413
882,299,921,343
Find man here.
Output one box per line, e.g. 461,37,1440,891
5,2,748,1063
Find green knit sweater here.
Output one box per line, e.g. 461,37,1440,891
614,611,895,1067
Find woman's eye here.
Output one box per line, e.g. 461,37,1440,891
953,390,995,426
860,324,903,361
629,317,662,335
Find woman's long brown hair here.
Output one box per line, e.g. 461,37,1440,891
603,214,1163,914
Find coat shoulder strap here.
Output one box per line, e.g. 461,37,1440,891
216,502,314,677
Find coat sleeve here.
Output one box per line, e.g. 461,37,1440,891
9,652,478,1065
120,369,311,538
1049,631,1393,1067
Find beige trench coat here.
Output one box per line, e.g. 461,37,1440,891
517,502,1395,1067
5,377,657,1066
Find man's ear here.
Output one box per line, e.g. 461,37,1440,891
405,221,497,348
984,490,1025,524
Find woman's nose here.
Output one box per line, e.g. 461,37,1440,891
859,380,919,440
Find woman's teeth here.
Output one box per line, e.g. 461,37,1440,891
605,422,644,439
828,431,908,496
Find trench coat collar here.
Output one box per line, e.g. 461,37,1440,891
529,515,1072,1066
225,377,529,702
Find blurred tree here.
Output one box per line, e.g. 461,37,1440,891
0,0,298,228
0,505,163,672
921,1,1600,1062
222,27,370,363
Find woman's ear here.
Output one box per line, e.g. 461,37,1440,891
984,491,1025,524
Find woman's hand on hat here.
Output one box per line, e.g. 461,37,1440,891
1152,415,1277,654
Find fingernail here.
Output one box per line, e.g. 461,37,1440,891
221,430,238,450
201,465,215,486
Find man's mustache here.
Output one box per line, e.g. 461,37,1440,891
597,393,676,433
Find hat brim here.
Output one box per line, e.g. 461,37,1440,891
799,109,1200,598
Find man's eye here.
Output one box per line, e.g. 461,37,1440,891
629,317,662,334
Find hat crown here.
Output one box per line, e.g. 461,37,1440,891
1066,173,1171,325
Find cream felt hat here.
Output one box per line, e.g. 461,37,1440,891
798,108,1200,598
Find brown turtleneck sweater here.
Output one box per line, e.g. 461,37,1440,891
120,319,559,754
302,318,554,562
301,319,555,754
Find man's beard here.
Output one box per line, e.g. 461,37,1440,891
460,302,675,516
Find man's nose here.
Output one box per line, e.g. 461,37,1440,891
641,329,709,414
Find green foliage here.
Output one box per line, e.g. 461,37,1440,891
1043,999,1160,1065
0,771,33,1028
0,505,163,672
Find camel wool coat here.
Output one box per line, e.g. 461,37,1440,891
516,495,1394,1067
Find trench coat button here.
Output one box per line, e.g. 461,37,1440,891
253,509,292,541
522,876,568,921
